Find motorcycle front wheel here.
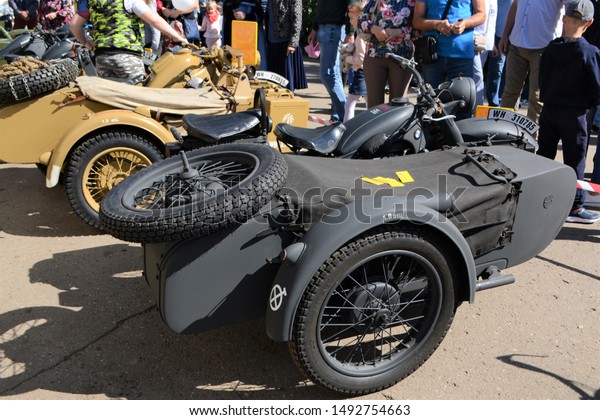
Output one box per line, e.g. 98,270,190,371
289,227,457,396
99,143,288,243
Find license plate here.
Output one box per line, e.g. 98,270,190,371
254,71,289,88
486,107,539,134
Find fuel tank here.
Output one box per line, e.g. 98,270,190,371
336,99,415,156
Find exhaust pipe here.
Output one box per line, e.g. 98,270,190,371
476,266,516,292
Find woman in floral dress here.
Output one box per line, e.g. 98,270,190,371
358,0,417,107
40,0,73,31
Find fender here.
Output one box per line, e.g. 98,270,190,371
45,109,177,187
265,194,477,342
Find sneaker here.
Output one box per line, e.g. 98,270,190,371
565,208,600,224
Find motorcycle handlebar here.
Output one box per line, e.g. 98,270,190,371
386,53,421,83
386,53,437,108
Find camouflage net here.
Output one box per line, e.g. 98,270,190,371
0,57,49,80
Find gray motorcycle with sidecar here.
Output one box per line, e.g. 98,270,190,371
99,140,575,396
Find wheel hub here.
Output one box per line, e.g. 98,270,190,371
98,164,130,190
345,282,400,334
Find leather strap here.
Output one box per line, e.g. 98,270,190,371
442,0,454,21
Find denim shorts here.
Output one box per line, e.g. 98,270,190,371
348,68,367,95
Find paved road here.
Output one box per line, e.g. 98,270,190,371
0,58,598,401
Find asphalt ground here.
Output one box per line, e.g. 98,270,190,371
0,57,598,402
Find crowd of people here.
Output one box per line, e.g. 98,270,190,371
306,0,600,224
3,0,600,224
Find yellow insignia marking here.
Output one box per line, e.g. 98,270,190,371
362,170,414,187
361,177,385,185
396,171,414,183
374,177,404,187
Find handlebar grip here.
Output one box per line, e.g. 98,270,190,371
386,53,407,68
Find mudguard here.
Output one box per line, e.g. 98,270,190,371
265,196,477,342
456,118,538,151
45,109,177,187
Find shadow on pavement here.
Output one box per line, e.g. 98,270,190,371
0,244,336,400
498,354,599,400
0,166,101,238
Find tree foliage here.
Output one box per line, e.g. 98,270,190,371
301,0,318,45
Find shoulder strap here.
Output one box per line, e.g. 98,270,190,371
442,0,454,21
371,0,381,21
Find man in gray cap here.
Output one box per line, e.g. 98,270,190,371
537,0,600,223
499,0,573,124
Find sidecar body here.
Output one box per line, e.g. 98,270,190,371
143,146,574,333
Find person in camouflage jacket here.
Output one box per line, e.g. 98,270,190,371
70,0,189,81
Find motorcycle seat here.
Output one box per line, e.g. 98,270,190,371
183,110,261,143
275,122,346,154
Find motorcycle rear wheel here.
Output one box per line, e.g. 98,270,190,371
99,143,288,243
289,227,456,396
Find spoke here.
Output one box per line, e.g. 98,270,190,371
380,323,409,354
322,305,395,311
113,155,125,173
346,273,386,308
324,284,371,320
340,317,376,365
320,312,377,344
383,254,401,285
385,314,425,328
388,295,426,314
373,329,382,363
383,255,401,305
395,287,427,316
90,188,105,200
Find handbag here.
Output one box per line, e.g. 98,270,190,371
474,34,487,53
414,35,438,65
414,0,454,65
357,0,381,42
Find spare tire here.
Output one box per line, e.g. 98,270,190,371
0,57,79,105
99,143,288,243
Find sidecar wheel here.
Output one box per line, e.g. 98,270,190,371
65,131,164,228
99,143,287,243
0,58,79,105
289,227,456,396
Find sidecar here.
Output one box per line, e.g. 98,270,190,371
0,46,308,228
101,143,575,395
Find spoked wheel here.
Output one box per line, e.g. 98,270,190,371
253,87,270,137
290,227,457,396
65,131,164,228
81,147,154,210
99,143,287,243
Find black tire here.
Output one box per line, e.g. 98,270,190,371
0,58,79,105
99,143,288,243
64,131,164,229
289,227,457,396
253,87,271,137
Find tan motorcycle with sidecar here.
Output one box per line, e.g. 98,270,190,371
0,45,309,228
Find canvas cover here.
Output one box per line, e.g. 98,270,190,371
75,76,230,115
282,148,520,257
